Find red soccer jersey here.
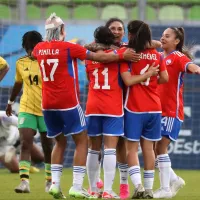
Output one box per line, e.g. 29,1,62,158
158,51,192,121
33,40,89,110
120,48,166,113
85,52,124,117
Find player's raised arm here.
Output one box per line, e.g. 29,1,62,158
0,56,9,82
86,48,137,63
187,63,200,74
120,62,159,86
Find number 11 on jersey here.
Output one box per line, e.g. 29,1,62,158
93,68,110,90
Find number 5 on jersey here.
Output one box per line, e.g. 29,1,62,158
93,68,110,90
40,59,58,81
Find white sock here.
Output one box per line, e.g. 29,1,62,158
158,154,171,190
86,149,100,192
129,165,141,188
118,162,129,184
170,168,178,183
73,166,86,190
97,161,101,182
144,170,155,190
51,164,63,188
103,149,116,192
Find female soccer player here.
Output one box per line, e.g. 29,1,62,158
153,27,200,199
120,20,168,199
5,31,53,194
32,13,136,199
86,25,159,199
86,17,162,199
0,56,9,81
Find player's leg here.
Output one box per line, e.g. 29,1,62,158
43,110,66,199
14,112,37,193
116,137,129,199
0,152,19,173
30,142,44,163
86,116,103,197
102,116,123,199
141,113,161,199
154,117,182,198
38,115,53,192
88,135,103,191
124,110,144,199
60,105,91,198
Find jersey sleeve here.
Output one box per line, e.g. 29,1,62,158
15,61,23,83
178,54,192,72
0,56,7,70
68,43,89,61
119,62,130,74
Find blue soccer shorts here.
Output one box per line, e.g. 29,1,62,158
124,109,161,141
161,116,182,141
86,116,124,137
43,105,86,138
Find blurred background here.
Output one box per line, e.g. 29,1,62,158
0,0,200,169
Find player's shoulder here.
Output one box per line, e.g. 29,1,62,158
16,55,30,63
172,51,186,58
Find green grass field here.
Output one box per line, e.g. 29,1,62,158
0,168,199,200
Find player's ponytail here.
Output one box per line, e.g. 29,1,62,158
128,20,151,53
170,27,193,59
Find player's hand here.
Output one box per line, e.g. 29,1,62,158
195,67,200,74
123,48,140,62
5,104,12,117
147,62,159,76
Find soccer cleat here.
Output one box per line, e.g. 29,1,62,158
102,190,120,199
45,180,51,193
119,184,130,199
132,184,145,199
88,191,102,199
49,184,66,199
153,188,172,199
143,189,153,199
96,179,104,189
30,166,40,173
14,180,30,193
170,176,185,197
69,187,92,199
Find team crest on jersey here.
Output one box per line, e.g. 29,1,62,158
166,59,172,65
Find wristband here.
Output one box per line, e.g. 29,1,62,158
8,100,14,105
118,52,124,60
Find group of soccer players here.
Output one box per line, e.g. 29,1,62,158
1,11,200,199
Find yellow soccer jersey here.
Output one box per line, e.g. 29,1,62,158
15,56,43,116
0,56,7,70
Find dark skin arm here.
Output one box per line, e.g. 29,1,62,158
0,64,9,81
5,82,23,116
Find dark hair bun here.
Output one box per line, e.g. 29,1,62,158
94,26,115,45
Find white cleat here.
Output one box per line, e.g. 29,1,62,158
153,188,172,199
132,184,145,199
170,176,185,197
